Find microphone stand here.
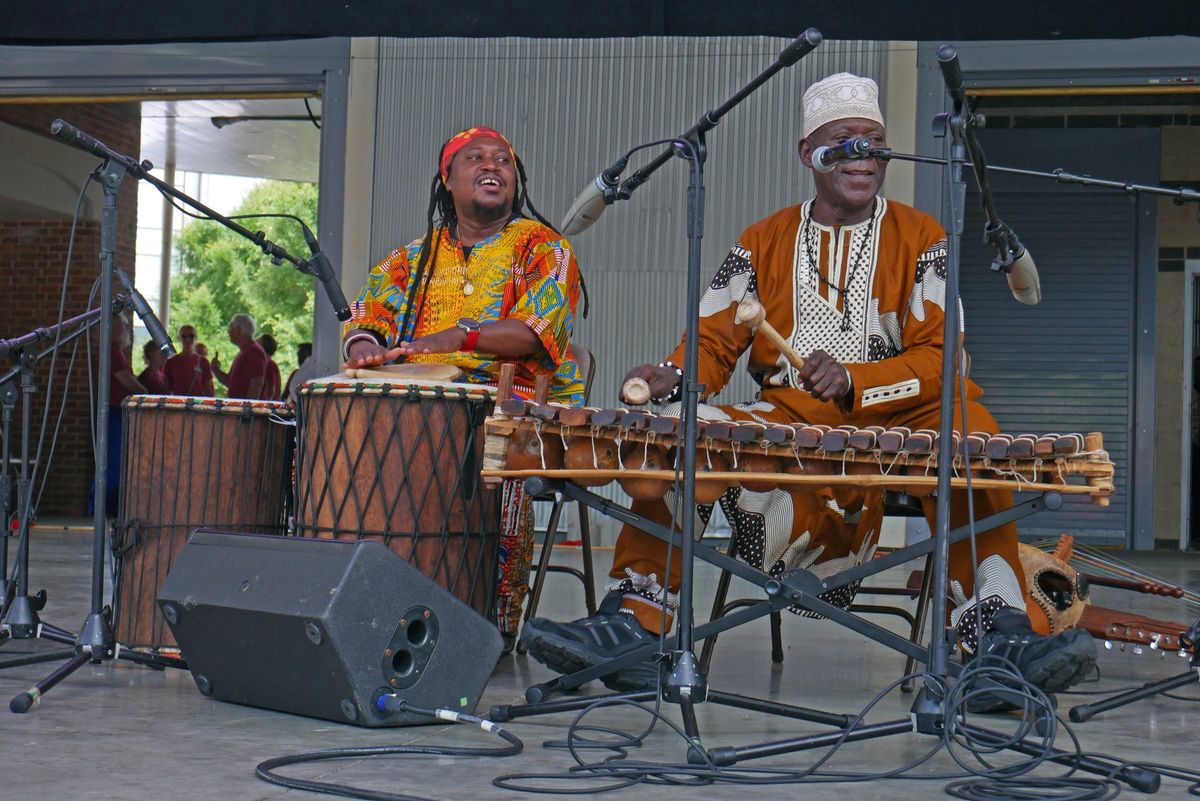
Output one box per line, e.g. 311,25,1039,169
873,149,1200,205
0,306,117,644
614,29,823,203
47,120,352,323
562,30,823,233
1067,613,1199,722
503,30,834,755
0,154,181,713
873,138,1200,723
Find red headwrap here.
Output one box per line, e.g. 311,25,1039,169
439,126,515,182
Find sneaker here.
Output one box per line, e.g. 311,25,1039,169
520,591,661,686
968,607,1097,713
600,658,662,692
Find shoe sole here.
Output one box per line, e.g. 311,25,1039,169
522,629,660,691
600,668,660,693
521,631,604,677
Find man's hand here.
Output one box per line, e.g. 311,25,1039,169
797,349,851,402
344,338,403,369
395,327,468,356
211,353,221,372
621,364,680,405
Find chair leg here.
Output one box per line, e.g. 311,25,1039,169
770,611,784,663
698,535,741,674
901,553,935,693
522,496,565,627
577,501,597,616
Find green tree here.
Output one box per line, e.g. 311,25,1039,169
169,180,317,397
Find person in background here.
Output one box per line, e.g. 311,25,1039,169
258,333,282,401
283,342,313,400
94,313,144,513
212,313,268,400
163,324,214,396
138,340,170,394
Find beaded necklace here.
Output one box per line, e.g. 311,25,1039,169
802,200,876,332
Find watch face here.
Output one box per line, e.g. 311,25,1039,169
457,317,480,333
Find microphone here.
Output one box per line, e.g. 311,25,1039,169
810,138,874,174
559,155,629,236
49,119,141,172
115,268,176,358
300,225,352,321
988,225,1041,305
997,246,1041,306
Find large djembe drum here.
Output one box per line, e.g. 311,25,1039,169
113,395,294,647
293,368,500,619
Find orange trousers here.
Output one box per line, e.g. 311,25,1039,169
610,381,1025,634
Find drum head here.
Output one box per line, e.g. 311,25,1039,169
343,363,463,382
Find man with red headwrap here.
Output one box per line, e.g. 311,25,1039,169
341,126,585,648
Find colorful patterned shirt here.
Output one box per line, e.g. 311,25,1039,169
345,217,584,405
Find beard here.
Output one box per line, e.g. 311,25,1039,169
470,197,512,223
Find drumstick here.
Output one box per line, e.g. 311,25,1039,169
735,298,806,372
621,377,651,406
497,363,516,401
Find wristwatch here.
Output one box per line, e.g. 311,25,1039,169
456,317,481,351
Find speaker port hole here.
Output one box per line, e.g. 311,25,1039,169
392,649,414,676
406,619,428,647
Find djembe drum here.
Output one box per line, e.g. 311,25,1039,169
113,395,294,648
293,366,500,619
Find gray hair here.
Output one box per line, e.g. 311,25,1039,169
230,313,256,337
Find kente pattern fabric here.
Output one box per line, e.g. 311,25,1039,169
346,218,584,405
495,478,535,635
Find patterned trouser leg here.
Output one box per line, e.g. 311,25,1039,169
494,479,535,635
719,484,885,617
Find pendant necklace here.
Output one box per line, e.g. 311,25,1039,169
459,241,475,296
802,200,875,332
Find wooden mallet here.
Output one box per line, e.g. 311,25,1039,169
735,297,807,373
621,376,652,406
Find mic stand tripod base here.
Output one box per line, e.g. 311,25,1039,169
1068,654,1199,723
910,679,948,736
76,611,115,660
663,649,707,704
3,590,47,639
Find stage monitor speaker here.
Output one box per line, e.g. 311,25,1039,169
157,529,503,727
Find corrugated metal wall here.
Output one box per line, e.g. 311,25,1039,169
957,128,1160,544
368,36,888,535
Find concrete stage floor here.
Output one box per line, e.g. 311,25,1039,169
1,527,1198,801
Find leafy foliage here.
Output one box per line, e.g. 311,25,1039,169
168,180,316,395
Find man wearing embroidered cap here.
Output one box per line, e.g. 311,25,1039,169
341,126,585,648
523,74,1096,707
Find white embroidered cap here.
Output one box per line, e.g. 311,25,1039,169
802,72,884,139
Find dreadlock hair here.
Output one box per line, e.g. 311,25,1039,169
396,150,587,343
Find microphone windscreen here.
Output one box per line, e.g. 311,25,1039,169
559,176,609,236
1006,248,1041,305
